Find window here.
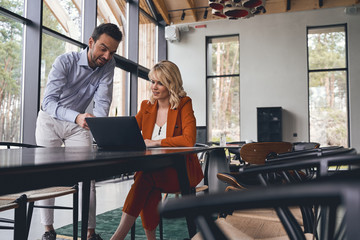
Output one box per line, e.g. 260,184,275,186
138,11,156,69
97,0,127,116
0,1,164,143
307,25,349,147
0,0,24,15
0,2,24,142
206,35,240,142
137,10,156,108
43,0,82,42
97,0,126,57
109,68,127,116
137,78,152,111
40,34,81,103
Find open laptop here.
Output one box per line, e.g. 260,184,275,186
86,116,146,151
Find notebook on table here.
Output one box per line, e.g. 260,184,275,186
86,116,146,151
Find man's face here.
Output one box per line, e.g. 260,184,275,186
88,33,120,69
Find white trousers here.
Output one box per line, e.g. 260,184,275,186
35,110,96,228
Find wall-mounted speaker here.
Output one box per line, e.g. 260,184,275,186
344,6,358,15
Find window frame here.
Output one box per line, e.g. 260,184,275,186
0,0,166,144
205,34,240,142
306,23,350,147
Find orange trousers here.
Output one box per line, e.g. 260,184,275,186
123,167,181,230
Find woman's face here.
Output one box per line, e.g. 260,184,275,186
150,76,170,101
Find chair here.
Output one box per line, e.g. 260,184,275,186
215,142,318,234
218,146,357,236
160,169,360,240
0,194,27,239
217,142,293,191
0,142,79,239
225,141,245,172
239,141,293,165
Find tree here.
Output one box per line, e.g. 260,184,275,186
0,0,23,142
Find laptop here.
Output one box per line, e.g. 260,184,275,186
86,116,146,151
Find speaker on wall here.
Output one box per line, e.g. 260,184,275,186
344,6,358,15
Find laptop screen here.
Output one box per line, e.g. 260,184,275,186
86,116,146,151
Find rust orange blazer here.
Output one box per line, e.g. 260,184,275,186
135,96,204,187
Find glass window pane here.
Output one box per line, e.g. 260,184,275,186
207,77,240,142
109,68,127,116
42,0,82,41
97,0,126,57
0,15,24,142
207,36,239,76
139,12,156,69
40,33,80,104
309,71,348,147
137,78,152,111
308,26,346,70
0,0,24,16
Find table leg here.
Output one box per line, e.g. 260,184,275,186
207,149,229,193
81,180,90,240
173,155,197,238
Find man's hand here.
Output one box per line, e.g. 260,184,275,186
75,113,95,130
144,139,161,147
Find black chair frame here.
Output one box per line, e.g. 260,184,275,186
160,171,360,240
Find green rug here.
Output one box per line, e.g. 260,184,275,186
56,207,189,240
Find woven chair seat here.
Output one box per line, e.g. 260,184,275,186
192,217,313,240
232,207,303,226
0,186,76,202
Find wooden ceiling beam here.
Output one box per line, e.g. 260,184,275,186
43,0,71,32
186,0,198,22
152,0,170,25
71,0,81,11
97,1,110,23
105,0,123,27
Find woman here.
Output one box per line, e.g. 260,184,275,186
111,60,203,240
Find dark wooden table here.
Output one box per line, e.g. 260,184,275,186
0,146,207,240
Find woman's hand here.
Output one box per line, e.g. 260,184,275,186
144,139,161,147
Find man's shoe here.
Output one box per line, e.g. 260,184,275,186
88,233,103,240
42,230,56,240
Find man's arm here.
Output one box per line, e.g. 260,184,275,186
41,54,80,123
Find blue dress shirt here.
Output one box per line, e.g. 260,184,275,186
41,47,115,123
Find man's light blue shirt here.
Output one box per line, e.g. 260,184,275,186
42,47,115,123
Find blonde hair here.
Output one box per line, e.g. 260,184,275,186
148,60,187,109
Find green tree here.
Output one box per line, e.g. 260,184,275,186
0,0,23,142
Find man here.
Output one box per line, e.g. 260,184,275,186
35,23,122,240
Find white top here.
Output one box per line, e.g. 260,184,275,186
151,123,167,140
